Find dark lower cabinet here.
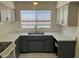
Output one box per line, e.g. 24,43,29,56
58,41,76,58
54,40,76,58
15,36,21,58
20,36,28,52
44,36,54,52
28,40,45,52
15,35,76,58
20,36,54,53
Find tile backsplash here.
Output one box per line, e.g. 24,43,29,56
62,26,77,39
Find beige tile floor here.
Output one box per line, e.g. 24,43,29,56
19,53,57,58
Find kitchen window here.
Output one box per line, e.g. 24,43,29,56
20,10,51,29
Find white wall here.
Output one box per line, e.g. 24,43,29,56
0,21,18,36
75,7,79,58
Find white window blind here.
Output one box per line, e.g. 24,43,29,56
20,10,51,29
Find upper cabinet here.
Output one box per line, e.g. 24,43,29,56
57,2,78,26
57,6,64,25
0,1,15,23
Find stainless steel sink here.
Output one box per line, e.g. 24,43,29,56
28,32,44,35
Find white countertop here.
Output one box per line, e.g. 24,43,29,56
0,32,76,42
0,32,19,42
19,32,76,41
52,33,76,41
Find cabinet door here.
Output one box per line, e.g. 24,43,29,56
27,36,45,52
15,37,20,58
59,7,64,25
27,40,45,52
45,39,51,52
57,8,60,24
44,36,51,52
58,41,76,58
20,36,28,52
51,36,55,52
63,4,68,26
44,36,54,52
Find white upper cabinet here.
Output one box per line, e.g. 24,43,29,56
63,5,68,26
57,2,78,26
0,1,15,23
